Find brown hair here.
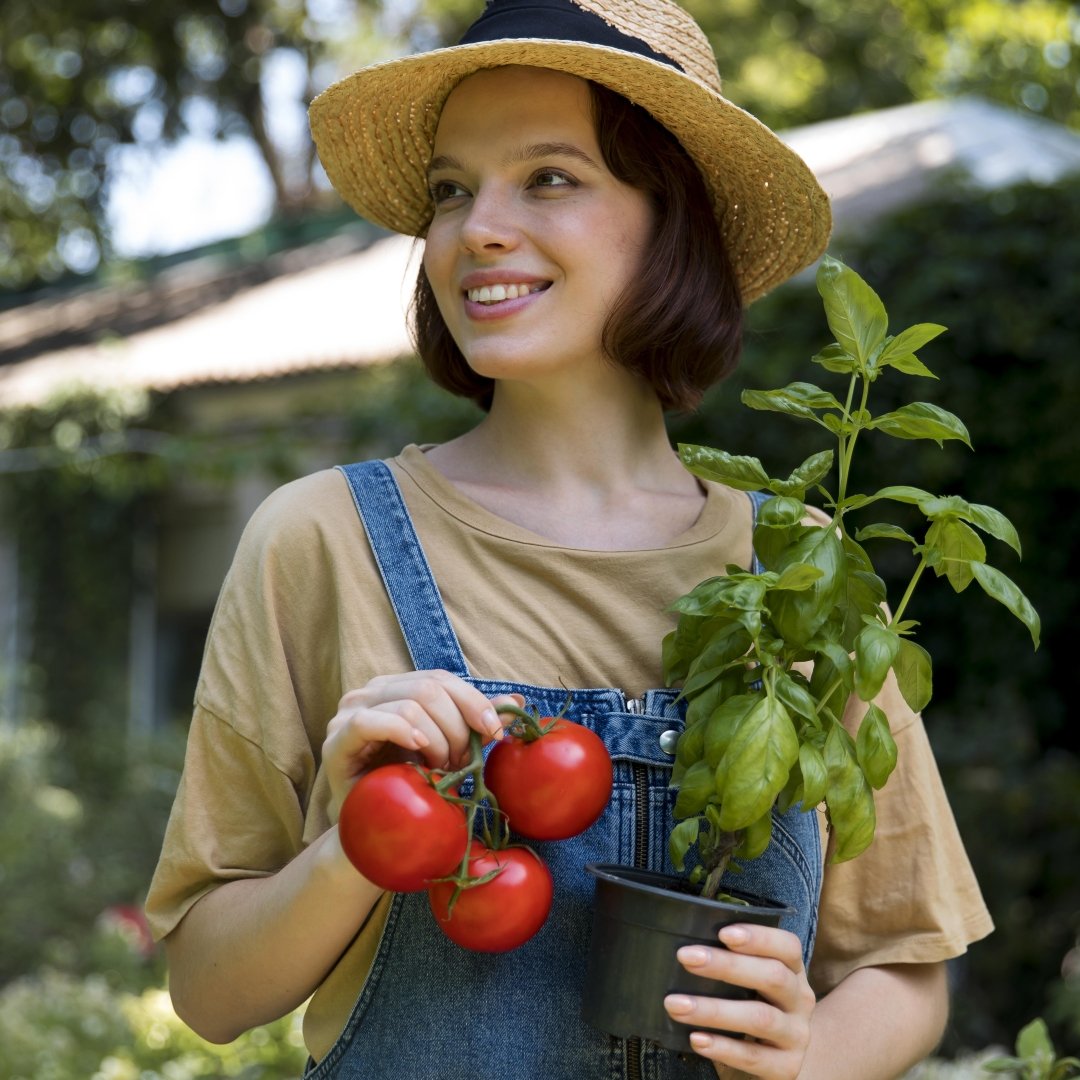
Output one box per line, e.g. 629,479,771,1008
409,78,743,412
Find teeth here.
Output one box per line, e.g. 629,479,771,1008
467,283,544,304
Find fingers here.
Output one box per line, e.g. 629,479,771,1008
663,924,815,1080
324,673,521,814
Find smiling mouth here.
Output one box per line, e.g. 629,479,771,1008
466,282,551,305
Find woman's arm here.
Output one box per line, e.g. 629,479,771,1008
665,923,948,1079
166,827,379,1043
165,671,518,1043
800,962,948,1080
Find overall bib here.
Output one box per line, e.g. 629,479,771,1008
304,460,823,1080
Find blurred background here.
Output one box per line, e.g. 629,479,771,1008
1,1,1079,1076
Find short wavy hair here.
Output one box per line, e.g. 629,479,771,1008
410,79,743,412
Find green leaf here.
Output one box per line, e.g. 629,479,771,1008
894,638,933,713
926,518,986,592
855,522,918,545
670,575,768,617
824,724,877,862
971,563,1042,649
772,563,825,592
966,502,1023,557
798,742,828,808
774,672,820,722
844,485,937,511
878,351,938,378
717,696,799,832
789,450,835,490
855,703,898,789
875,322,946,371
1016,1017,1054,1061
685,621,755,683
678,444,771,491
673,759,716,819
741,382,843,422
869,403,973,448
661,629,688,685
705,694,758,769
810,341,857,374
807,637,855,704
736,811,773,861
770,525,847,646
758,495,807,527
854,621,901,701
982,1058,1026,1074
816,254,889,367
669,817,701,872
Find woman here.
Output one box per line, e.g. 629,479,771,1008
146,2,993,1077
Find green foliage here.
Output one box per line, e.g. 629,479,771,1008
0,970,307,1080
0,718,182,988
984,1018,1080,1079
665,257,1038,890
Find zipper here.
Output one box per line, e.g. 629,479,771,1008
625,695,647,1080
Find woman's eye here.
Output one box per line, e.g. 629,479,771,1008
532,170,574,190
430,180,468,204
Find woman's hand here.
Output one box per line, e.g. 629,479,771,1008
323,670,521,821
663,923,816,1080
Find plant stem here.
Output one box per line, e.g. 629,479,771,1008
889,554,930,627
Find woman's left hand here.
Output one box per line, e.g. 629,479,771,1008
663,923,816,1080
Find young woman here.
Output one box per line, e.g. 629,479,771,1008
146,3,993,1078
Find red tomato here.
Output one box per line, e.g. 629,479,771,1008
428,845,553,952
338,763,468,893
484,718,613,840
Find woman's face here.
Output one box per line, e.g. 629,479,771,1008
422,67,655,389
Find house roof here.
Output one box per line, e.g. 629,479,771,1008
0,225,419,409
3,97,1079,411
782,96,1080,230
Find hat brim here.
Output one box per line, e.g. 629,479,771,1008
308,39,831,303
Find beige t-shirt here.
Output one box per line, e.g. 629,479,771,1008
146,444,993,1062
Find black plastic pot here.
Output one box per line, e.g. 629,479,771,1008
581,863,795,1052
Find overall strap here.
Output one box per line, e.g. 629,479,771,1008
336,460,469,675
747,489,770,574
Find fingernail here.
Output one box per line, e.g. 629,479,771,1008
677,946,708,966
689,1033,711,1050
664,994,693,1014
482,708,502,736
720,925,748,945
411,728,430,747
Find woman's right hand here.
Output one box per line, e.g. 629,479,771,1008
322,671,521,822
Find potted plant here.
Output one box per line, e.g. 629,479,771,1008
583,254,1041,1050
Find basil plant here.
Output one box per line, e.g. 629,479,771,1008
664,255,1041,902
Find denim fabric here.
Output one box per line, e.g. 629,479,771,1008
304,462,822,1079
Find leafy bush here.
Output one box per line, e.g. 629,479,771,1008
0,719,182,987
0,969,307,1080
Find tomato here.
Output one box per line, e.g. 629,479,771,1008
338,763,469,893
484,718,613,840
428,845,553,952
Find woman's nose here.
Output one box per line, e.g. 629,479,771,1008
459,187,520,253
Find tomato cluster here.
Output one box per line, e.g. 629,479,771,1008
337,709,612,953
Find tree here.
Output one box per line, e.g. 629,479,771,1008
0,0,375,289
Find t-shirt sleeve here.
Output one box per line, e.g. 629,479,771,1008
144,472,352,941
809,670,994,993
145,706,307,941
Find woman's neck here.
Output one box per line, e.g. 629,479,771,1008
424,373,707,549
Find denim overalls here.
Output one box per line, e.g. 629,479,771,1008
303,460,823,1080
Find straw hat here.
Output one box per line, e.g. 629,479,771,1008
308,0,831,304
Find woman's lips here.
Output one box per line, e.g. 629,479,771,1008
462,280,551,319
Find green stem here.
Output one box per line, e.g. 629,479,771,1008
889,554,929,627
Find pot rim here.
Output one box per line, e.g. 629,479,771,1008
585,861,796,918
